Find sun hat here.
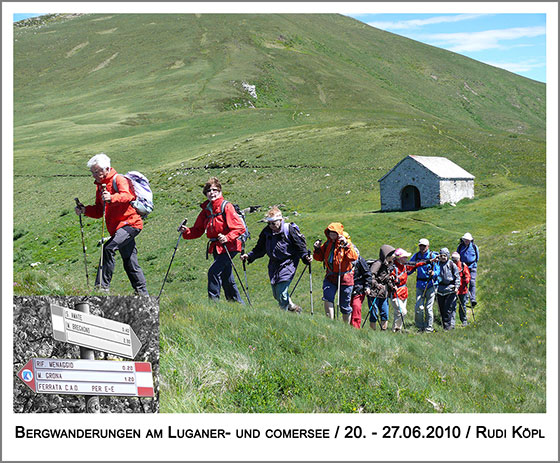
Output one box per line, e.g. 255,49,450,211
394,248,411,258
264,210,284,222
418,238,429,246
462,232,473,241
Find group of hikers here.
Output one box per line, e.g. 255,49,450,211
75,154,479,332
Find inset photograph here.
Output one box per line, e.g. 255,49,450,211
13,295,159,413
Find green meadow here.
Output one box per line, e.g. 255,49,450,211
13,14,546,412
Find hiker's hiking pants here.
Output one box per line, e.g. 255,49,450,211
96,225,148,295
468,266,477,305
389,297,407,331
366,296,389,323
271,279,292,310
322,279,353,314
415,284,436,331
208,250,243,303
350,293,366,329
437,292,457,330
458,293,469,323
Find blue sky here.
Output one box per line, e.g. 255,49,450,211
13,12,547,83
346,13,546,83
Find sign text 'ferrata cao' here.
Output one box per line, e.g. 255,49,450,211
50,303,142,359
17,358,154,397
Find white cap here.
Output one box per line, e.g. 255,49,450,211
462,232,473,241
418,238,429,246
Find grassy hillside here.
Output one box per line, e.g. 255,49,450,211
13,14,546,412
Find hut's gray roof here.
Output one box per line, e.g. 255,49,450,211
379,155,475,182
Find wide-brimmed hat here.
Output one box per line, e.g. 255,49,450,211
462,232,473,241
394,248,411,258
418,238,429,246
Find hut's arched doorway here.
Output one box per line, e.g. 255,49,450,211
401,185,421,211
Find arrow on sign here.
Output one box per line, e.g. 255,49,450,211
17,358,154,397
50,304,142,359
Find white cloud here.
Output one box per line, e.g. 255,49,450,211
367,14,486,31
426,26,546,52
485,60,545,74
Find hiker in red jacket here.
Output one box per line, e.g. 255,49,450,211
178,177,245,302
452,251,471,326
74,153,148,295
389,248,428,332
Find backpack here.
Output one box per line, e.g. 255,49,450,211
206,200,250,244
281,222,300,240
112,171,154,217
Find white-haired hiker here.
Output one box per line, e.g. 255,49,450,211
240,207,311,313
74,153,148,295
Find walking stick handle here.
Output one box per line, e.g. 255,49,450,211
177,218,188,232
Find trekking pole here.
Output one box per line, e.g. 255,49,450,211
242,258,250,302
289,264,307,298
96,184,107,288
222,243,253,308
361,297,378,329
74,198,90,290
308,252,314,315
336,272,341,320
158,218,188,300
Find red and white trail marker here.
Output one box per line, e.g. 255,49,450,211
17,358,154,397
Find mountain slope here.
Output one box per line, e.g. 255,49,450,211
14,14,545,174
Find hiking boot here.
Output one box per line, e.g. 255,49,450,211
288,304,302,314
424,327,434,333
462,320,468,327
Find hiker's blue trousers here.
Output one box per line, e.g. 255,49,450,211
208,250,243,303
366,296,389,322
96,225,148,295
322,279,353,314
468,266,477,305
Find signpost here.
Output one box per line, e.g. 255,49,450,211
17,358,154,397
50,304,142,359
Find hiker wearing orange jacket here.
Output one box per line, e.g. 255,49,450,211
178,177,245,302
313,222,358,323
74,153,148,295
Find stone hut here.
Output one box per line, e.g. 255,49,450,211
378,155,475,211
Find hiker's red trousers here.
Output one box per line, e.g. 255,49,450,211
350,293,366,329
